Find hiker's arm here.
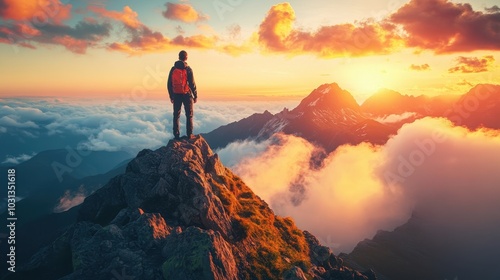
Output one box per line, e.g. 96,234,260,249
187,67,197,100
167,67,174,101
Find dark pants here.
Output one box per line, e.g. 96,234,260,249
173,94,194,137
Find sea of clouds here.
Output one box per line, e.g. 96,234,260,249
0,97,298,164
218,118,500,253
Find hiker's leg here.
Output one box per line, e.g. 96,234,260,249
173,95,182,137
184,95,194,136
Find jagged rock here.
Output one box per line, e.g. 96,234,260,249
303,230,371,280
161,226,238,280
283,266,308,280
78,136,233,238
304,230,336,267
8,136,374,280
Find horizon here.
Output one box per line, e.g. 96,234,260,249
0,81,494,105
1,0,499,101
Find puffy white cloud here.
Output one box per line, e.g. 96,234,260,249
231,118,500,253
0,116,39,128
2,153,36,164
217,138,273,167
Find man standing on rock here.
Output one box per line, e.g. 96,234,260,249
167,50,198,140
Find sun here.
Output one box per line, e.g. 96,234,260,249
345,69,387,102
338,60,399,102
356,74,384,95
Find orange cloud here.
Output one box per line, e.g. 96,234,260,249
52,35,89,54
410,64,430,71
0,0,71,23
390,0,500,53
448,56,495,73
172,34,217,48
82,5,216,55
219,43,254,57
0,2,219,55
0,0,113,54
89,5,141,29
107,23,218,56
257,3,403,57
108,25,171,55
162,3,208,23
0,20,111,53
258,2,295,51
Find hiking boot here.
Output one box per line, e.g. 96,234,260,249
187,134,195,139
174,135,180,140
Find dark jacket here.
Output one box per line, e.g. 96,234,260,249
167,60,197,100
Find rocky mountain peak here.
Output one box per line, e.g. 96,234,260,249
10,135,374,280
360,88,427,116
294,83,361,113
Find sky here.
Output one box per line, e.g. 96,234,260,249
0,0,499,102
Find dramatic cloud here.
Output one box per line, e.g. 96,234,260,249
0,0,111,53
379,118,500,252
0,19,112,54
258,2,295,52
257,3,403,57
107,24,218,55
107,24,171,55
1,1,498,57
0,2,216,55
87,4,217,55
0,0,71,23
89,5,140,28
409,63,430,71
232,134,408,252
448,55,495,73
230,118,500,253
53,187,87,213
390,0,500,53
162,3,208,23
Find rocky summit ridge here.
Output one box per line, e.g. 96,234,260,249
7,135,375,280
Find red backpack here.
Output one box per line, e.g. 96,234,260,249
171,68,190,94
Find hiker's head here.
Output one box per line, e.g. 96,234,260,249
179,50,188,61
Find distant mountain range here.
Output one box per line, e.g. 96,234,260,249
203,83,500,151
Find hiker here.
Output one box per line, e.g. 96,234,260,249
167,50,198,140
